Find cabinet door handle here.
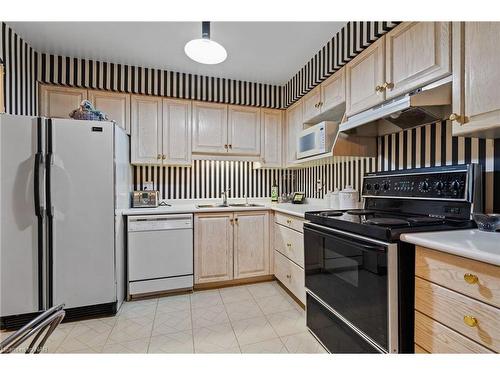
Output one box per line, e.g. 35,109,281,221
375,85,384,93
230,218,234,224
382,82,394,90
229,144,232,149
286,274,291,279
234,217,239,223
449,113,467,124
286,243,292,247
161,154,166,160
156,154,161,160
224,144,228,149
464,273,479,284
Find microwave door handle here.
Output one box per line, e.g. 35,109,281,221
306,227,386,253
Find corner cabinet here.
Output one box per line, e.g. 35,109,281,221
39,84,88,118
192,101,228,154
285,100,303,166
451,22,500,138
88,90,131,134
385,22,451,99
260,108,283,168
131,95,192,165
194,211,271,285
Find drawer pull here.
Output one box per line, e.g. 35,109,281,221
286,243,292,247
286,274,291,279
464,273,479,284
463,315,478,328
286,219,292,224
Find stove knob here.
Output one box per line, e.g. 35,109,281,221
365,183,372,191
419,181,430,192
435,181,445,192
450,180,461,193
373,183,380,191
382,182,390,191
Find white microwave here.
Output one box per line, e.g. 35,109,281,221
296,121,337,159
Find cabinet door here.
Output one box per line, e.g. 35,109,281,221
234,211,270,279
162,98,192,166
39,84,87,118
227,105,261,155
452,22,500,138
385,22,451,99
261,109,283,167
346,37,385,117
320,67,345,113
285,100,303,166
88,90,131,134
130,95,162,165
192,102,228,154
194,213,234,284
302,86,322,123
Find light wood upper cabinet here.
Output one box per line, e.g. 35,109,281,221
302,86,322,122
346,37,386,117
131,95,162,165
452,22,500,138
321,67,346,114
162,98,192,165
385,22,451,99
88,90,131,134
228,105,261,156
261,109,283,168
192,101,228,154
234,211,270,279
285,100,303,166
194,213,234,284
39,84,87,118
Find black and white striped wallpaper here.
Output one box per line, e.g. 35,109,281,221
377,120,499,213
133,160,295,200
283,21,399,107
294,157,377,201
0,22,38,115
37,53,283,109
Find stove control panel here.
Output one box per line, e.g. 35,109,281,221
363,170,468,200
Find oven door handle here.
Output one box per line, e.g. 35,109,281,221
305,226,387,253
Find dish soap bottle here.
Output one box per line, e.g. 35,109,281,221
271,180,278,202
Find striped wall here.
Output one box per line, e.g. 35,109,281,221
0,22,38,115
283,21,399,107
377,120,499,213
133,161,295,200
294,157,377,200
37,53,283,109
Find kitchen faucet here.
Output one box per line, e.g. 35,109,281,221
221,188,231,206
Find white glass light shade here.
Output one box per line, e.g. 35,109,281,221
184,38,227,65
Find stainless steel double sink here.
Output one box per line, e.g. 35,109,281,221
195,203,265,209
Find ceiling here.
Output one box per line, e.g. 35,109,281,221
9,22,346,85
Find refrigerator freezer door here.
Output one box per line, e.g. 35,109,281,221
0,114,45,316
49,119,116,308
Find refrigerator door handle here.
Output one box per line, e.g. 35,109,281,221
46,119,54,308
34,152,43,218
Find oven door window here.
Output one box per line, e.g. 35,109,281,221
304,226,388,350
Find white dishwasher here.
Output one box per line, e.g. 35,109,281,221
127,214,193,298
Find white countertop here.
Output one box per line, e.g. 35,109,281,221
401,229,500,266
118,199,330,218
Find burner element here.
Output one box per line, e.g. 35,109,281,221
346,209,375,215
407,217,445,225
365,218,410,226
319,211,344,217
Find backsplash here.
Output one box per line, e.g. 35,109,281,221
0,22,38,115
133,161,295,200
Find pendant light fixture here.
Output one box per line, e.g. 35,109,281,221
184,21,227,65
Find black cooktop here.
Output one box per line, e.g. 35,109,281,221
304,209,476,242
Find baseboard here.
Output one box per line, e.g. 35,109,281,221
194,275,275,290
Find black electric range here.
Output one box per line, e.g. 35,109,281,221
303,164,482,354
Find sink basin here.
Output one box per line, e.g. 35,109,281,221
229,203,264,207
195,204,229,209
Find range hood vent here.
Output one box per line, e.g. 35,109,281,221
340,77,452,136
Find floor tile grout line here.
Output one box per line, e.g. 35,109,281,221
215,287,241,353
145,298,159,353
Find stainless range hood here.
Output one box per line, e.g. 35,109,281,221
340,77,452,136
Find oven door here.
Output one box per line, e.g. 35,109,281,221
304,223,399,353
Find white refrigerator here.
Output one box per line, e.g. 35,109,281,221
0,114,131,329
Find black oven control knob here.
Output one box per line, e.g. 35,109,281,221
450,180,461,193
419,181,430,192
365,183,372,191
382,182,390,191
435,181,445,192
373,183,380,191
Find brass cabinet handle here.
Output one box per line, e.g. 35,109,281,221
463,315,478,327
229,144,232,149
230,218,234,224
161,154,166,160
286,274,291,279
464,273,479,284
234,217,239,223
156,154,161,160
375,85,384,93
286,219,292,224
224,144,228,149
286,243,292,247
382,82,394,90
449,113,467,124
319,101,323,106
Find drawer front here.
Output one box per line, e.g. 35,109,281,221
415,277,500,352
275,212,305,233
416,246,500,308
415,310,493,353
274,223,304,267
274,250,305,304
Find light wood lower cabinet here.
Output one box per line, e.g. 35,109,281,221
414,246,499,353
234,211,270,279
194,211,270,285
274,250,305,304
194,213,234,284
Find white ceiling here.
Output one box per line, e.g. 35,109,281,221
9,22,346,85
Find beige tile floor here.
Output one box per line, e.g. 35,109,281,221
1,281,327,354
